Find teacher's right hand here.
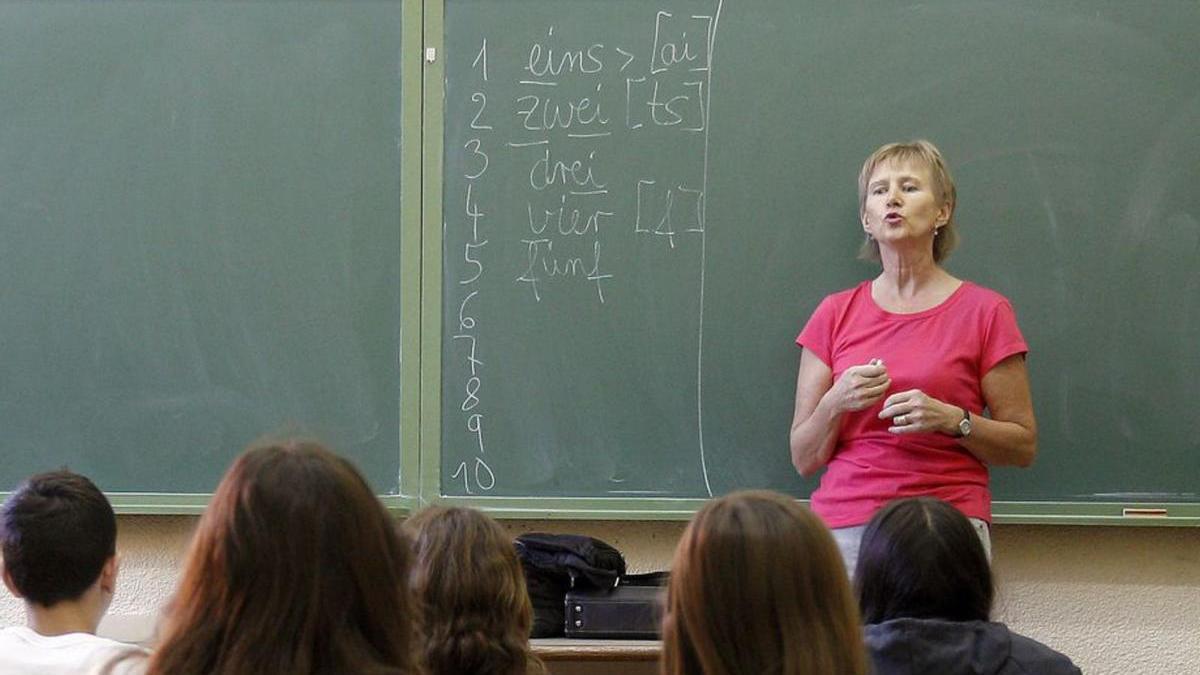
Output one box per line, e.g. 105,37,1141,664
826,360,890,413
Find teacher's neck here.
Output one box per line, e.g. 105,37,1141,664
875,248,954,298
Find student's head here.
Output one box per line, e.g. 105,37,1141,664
661,490,868,675
0,470,117,610
403,506,541,675
149,439,417,675
854,497,993,625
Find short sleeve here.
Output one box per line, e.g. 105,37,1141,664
980,299,1029,374
796,296,836,367
83,646,150,675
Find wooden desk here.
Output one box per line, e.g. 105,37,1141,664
532,639,660,675
97,620,664,673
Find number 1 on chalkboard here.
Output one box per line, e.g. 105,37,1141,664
472,38,488,81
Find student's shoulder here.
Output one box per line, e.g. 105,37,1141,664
0,627,130,654
0,625,30,641
82,644,151,675
1006,630,1082,675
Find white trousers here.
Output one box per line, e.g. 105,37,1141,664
832,517,992,580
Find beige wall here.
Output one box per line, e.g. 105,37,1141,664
2,516,1197,674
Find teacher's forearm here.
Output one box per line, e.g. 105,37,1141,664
960,415,1037,467
790,397,842,477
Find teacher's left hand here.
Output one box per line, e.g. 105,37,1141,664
878,389,959,435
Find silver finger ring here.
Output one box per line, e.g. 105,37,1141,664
897,415,908,425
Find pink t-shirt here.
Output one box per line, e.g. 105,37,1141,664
796,280,1028,528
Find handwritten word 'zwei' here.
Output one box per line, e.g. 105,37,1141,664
516,85,610,132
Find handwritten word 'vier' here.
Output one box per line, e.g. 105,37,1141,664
528,195,614,237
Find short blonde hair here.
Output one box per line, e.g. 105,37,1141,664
857,139,958,263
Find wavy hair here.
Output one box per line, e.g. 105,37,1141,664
147,439,419,675
404,506,543,675
661,490,868,675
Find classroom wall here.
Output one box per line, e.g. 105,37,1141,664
1,517,1197,674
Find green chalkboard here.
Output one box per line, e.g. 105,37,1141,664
434,0,1200,520
0,1,417,503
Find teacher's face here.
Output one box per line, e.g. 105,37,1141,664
862,159,949,251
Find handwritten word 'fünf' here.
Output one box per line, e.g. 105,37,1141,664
516,239,613,303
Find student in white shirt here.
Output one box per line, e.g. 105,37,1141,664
0,470,144,674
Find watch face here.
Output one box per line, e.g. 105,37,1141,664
959,417,972,436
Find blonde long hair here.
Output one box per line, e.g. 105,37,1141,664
661,491,868,675
404,506,544,675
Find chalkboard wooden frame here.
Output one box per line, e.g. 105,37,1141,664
395,0,425,511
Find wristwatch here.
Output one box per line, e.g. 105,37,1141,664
957,408,973,438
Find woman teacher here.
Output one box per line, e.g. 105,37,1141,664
790,140,1037,574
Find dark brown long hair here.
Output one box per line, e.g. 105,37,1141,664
403,506,543,675
148,440,419,675
661,490,868,675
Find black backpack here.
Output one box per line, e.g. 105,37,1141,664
514,533,627,637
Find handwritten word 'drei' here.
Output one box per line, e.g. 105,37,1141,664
529,148,607,192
